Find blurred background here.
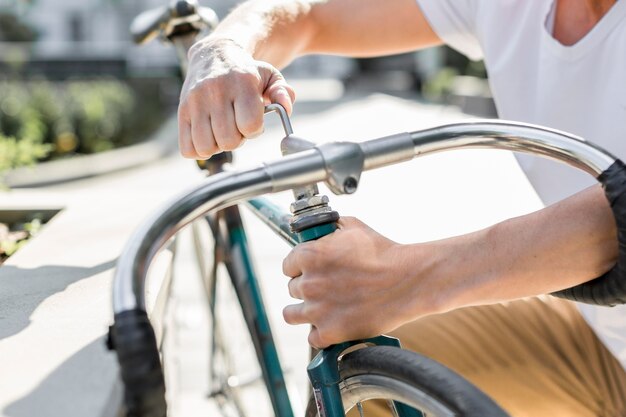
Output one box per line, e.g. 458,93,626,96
0,0,494,184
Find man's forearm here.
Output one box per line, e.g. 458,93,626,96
195,0,442,70
200,0,318,69
421,185,618,314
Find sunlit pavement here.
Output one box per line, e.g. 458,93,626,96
161,92,544,416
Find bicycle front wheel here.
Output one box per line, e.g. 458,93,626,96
308,346,509,417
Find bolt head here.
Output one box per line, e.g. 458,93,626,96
343,177,358,194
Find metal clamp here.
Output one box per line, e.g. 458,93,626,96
264,104,365,195
317,142,365,195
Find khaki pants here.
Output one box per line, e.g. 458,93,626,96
358,297,626,417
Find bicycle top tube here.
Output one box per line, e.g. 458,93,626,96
112,119,616,313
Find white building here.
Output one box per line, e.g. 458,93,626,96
3,1,438,84
2,0,242,74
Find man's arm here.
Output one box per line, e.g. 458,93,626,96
178,0,441,158
282,185,618,348
215,0,442,64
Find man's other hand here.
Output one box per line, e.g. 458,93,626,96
282,217,430,348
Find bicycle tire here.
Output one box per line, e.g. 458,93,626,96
307,346,509,417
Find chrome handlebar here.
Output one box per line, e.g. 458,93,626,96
112,119,617,313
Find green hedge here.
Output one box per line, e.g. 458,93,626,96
0,78,166,174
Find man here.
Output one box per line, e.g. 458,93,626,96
178,1,626,414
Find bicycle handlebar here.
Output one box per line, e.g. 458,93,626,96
109,119,626,417
112,119,620,312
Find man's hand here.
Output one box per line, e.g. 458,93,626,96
178,39,295,159
175,0,440,160
282,217,430,348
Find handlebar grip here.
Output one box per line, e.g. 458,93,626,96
130,6,169,45
108,309,166,417
130,2,218,45
552,159,626,306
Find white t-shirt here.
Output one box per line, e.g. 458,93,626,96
415,0,626,369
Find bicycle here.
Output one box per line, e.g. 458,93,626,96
107,1,626,417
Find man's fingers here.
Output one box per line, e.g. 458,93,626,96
179,60,293,159
234,95,265,138
337,216,360,229
191,114,218,158
211,102,244,151
287,276,302,299
308,326,329,349
283,303,308,325
266,83,295,114
262,67,295,114
178,114,197,159
282,248,303,278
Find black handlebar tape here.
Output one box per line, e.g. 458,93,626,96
553,159,626,306
109,309,166,417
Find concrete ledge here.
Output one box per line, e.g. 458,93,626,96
3,115,178,188
0,154,204,417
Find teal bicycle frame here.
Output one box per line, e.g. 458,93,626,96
214,204,294,417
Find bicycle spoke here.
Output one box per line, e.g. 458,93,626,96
387,400,400,417
357,401,364,417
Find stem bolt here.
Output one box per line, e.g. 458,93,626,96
343,176,358,194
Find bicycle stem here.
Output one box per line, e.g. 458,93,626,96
112,120,616,313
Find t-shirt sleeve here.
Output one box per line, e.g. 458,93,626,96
415,0,484,61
